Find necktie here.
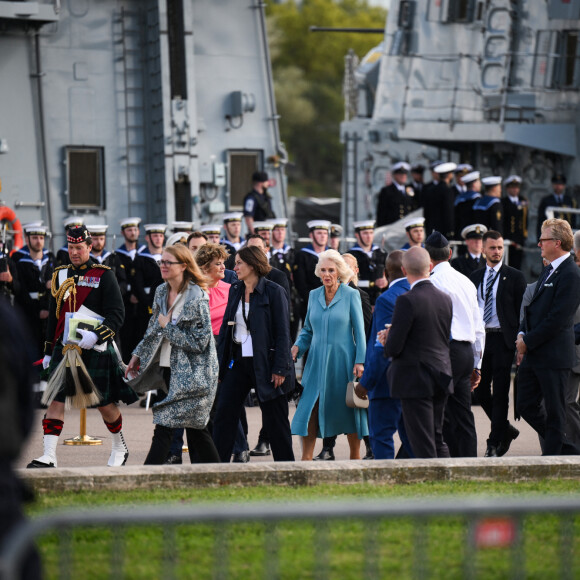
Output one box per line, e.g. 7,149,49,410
483,268,496,324
533,264,553,297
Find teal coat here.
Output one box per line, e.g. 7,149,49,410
291,283,368,439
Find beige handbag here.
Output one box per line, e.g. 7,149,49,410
346,379,369,409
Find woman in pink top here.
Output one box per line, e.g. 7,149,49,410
194,243,231,337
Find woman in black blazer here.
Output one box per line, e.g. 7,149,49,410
213,246,295,461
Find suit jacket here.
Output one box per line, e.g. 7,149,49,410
384,280,453,398
360,278,410,399
537,193,576,238
451,253,484,278
470,264,527,349
519,255,580,369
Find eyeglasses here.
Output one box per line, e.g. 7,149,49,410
538,238,558,244
159,260,182,267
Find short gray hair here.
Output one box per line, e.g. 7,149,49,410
573,230,580,252
314,249,354,282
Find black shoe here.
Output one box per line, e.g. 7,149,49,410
363,448,374,460
164,454,183,465
232,450,250,463
484,445,498,457
497,425,520,457
313,447,335,461
249,441,271,456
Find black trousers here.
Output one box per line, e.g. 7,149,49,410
213,354,294,462
401,392,449,459
475,333,515,447
144,367,220,464
443,340,477,457
144,424,220,464
566,371,580,449
516,361,575,455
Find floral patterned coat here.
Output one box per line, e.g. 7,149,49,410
133,282,218,429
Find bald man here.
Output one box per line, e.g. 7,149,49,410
380,247,454,458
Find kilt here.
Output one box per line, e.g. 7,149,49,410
47,341,139,407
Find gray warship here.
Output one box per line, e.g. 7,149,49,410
341,0,580,266
0,0,288,250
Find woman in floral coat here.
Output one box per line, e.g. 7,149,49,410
126,244,220,463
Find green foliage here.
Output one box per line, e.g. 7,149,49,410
266,0,387,190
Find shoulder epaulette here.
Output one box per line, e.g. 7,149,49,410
54,264,70,272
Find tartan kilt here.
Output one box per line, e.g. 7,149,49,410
47,341,139,407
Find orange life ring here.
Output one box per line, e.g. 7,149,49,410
0,205,24,254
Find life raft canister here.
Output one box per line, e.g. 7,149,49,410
0,205,24,254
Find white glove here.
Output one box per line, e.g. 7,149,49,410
77,329,99,350
42,355,52,370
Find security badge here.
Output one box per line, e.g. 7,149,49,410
77,275,101,288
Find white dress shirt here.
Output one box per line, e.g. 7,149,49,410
477,262,501,329
430,261,485,368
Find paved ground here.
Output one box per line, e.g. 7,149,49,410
18,396,543,469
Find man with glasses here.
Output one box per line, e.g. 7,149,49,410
516,218,580,454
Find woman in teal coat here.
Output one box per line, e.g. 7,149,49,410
291,250,368,459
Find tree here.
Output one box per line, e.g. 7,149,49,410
267,0,387,192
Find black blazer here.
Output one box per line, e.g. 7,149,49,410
470,264,527,349
384,280,453,398
217,276,294,402
519,255,580,369
376,183,417,227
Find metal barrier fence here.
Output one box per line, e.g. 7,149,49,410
1,497,579,580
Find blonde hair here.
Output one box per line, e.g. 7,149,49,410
314,249,354,282
164,244,209,293
341,253,359,285
542,218,574,252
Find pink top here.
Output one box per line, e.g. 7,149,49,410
208,279,231,335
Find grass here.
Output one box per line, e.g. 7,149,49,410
26,480,580,579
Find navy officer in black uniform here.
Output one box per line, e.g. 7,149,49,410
451,223,487,277
27,225,137,469
376,161,417,227
349,220,387,305
537,173,576,240
502,175,528,270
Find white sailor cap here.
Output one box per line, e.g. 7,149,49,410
23,222,47,236
172,221,193,232
504,175,522,186
120,217,141,229
392,161,411,173
199,224,222,235
222,212,243,223
433,162,457,174
144,224,167,234
307,220,331,231
462,171,480,184
330,223,343,237
404,217,425,231
461,224,488,240
166,232,188,246
63,216,84,229
268,217,288,229
253,221,273,232
481,176,502,187
86,224,109,235
455,163,473,174
353,220,376,232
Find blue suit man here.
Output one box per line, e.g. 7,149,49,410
357,250,414,459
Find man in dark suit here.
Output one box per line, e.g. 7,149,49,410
502,175,528,270
380,246,453,458
423,162,456,239
516,218,580,455
537,174,576,240
470,231,526,457
376,162,418,227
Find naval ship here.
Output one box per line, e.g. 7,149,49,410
0,0,288,250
